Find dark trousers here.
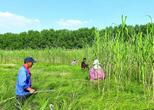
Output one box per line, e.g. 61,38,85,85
15,94,31,110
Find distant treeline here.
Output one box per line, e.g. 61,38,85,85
0,23,153,50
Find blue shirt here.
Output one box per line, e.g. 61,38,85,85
16,66,31,96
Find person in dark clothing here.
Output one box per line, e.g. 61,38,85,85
81,58,89,69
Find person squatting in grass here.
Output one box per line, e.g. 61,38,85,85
81,58,89,70
15,57,36,110
89,59,105,80
71,59,77,66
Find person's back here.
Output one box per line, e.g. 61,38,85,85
89,59,105,80
89,67,105,80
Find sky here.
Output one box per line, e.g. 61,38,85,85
0,0,154,33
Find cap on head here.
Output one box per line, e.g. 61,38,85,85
24,57,36,63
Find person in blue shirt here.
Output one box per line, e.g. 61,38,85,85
15,57,36,110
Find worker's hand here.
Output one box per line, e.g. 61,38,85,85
26,87,36,94
29,88,36,94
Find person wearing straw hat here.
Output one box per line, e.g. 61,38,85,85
15,57,36,110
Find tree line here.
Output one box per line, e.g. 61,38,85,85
0,23,153,50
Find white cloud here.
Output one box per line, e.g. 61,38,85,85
0,12,40,33
57,19,90,29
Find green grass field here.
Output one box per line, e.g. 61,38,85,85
0,62,153,110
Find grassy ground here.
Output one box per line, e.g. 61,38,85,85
0,63,153,110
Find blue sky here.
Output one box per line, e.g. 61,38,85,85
0,0,154,33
